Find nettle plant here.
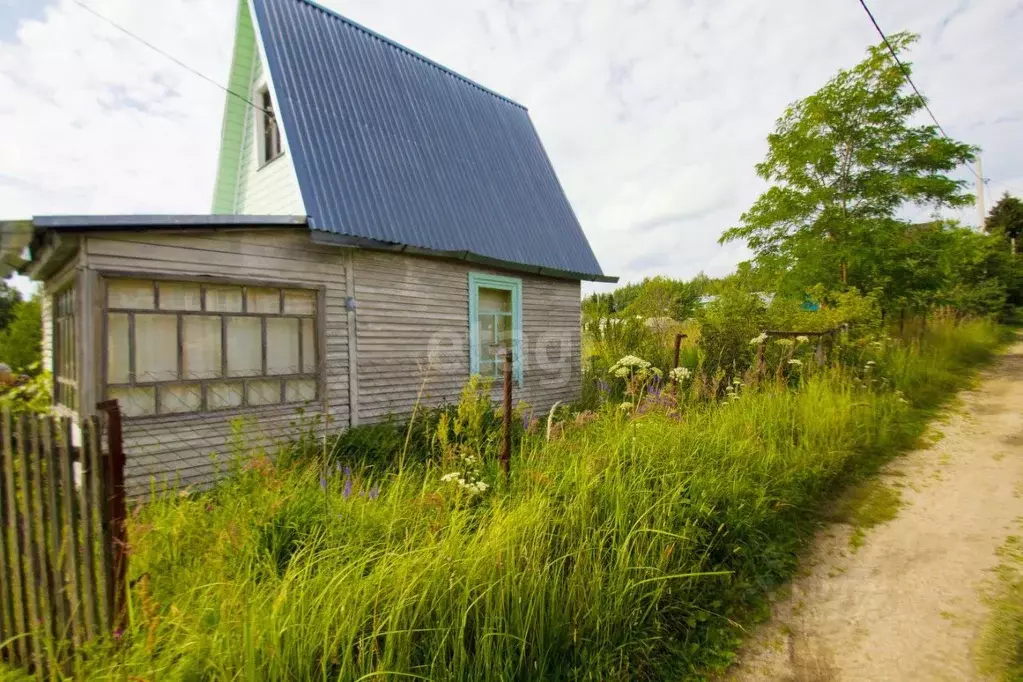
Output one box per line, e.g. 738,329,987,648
433,375,499,498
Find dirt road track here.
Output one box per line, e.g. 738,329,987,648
728,336,1023,682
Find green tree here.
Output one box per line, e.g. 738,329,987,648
0,296,42,374
985,192,1023,255
720,33,977,301
0,281,23,332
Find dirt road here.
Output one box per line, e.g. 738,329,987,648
729,337,1023,682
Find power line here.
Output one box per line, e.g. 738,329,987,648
855,0,985,184
69,0,270,116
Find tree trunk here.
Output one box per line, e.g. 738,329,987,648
841,261,848,286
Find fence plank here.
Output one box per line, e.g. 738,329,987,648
29,416,57,675
2,407,29,664
93,414,114,635
15,414,43,668
56,420,84,647
100,401,128,634
40,417,69,649
0,410,14,661
78,419,99,641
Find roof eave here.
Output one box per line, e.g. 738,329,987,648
308,229,617,283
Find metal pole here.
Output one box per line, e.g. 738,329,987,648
977,156,986,228
501,349,512,477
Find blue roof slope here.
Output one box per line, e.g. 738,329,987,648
251,0,610,281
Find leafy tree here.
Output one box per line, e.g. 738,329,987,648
0,281,23,332
985,192,1023,255
0,296,42,374
720,33,977,302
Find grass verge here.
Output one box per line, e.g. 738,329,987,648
3,319,1010,681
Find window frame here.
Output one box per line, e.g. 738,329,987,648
257,85,283,168
468,272,523,385
100,274,323,419
52,283,78,412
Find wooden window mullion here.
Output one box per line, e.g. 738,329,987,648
128,312,136,387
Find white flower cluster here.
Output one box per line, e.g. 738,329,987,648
749,332,768,345
669,366,692,382
796,335,810,344
440,471,490,495
788,359,803,366
440,452,490,497
608,355,662,380
774,338,794,347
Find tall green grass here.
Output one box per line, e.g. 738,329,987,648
12,319,1007,681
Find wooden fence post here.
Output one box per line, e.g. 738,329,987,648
2,407,29,664
98,400,128,635
78,418,99,641
15,414,42,668
57,419,84,647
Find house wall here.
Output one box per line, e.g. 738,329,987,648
81,228,349,492
352,251,582,422
232,57,305,215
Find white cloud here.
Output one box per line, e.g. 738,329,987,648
1,0,1021,299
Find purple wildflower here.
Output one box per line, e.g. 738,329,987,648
343,466,352,478
113,629,123,641
369,485,380,501
319,475,327,491
342,477,353,500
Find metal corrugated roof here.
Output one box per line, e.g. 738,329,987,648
34,215,308,229
251,0,611,281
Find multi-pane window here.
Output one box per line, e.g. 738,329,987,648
53,286,77,411
468,273,522,383
260,87,282,165
105,279,318,417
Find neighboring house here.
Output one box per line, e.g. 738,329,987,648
0,0,614,492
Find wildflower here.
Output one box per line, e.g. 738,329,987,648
441,473,461,482
669,367,692,382
796,335,809,344
774,338,794,347
342,477,353,500
733,377,742,385
788,359,802,366
618,402,633,411
597,379,609,394
319,475,327,491
866,360,876,365
749,332,768,345
369,486,380,500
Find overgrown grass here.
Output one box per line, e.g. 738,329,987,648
9,319,1008,681
979,534,1023,681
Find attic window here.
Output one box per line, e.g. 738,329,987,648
259,86,282,166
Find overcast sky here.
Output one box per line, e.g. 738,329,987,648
2,0,1021,296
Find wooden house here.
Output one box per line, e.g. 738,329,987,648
0,0,613,491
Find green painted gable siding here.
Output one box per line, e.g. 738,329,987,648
211,0,303,216
211,0,257,214
233,57,304,214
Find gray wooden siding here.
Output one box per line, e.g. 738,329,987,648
83,228,348,492
353,252,581,422
233,58,305,215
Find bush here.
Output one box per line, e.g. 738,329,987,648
0,296,42,375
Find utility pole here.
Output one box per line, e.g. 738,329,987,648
976,156,986,228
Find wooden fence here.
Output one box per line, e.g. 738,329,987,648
0,400,127,674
